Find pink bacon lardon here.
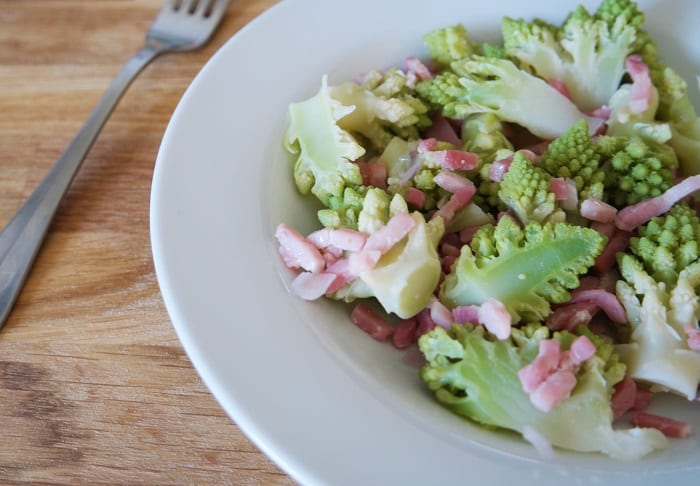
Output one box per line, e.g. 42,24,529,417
518,336,596,412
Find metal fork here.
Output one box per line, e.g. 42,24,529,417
0,0,231,328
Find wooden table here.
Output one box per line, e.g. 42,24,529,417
0,1,295,483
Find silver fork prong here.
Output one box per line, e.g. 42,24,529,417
179,0,199,13
203,0,229,21
164,0,184,11
194,0,216,17
204,0,229,22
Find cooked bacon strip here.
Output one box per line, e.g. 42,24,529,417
685,325,700,351
358,160,388,189
404,56,433,81
290,271,338,300
477,298,511,340
428,296,453,329
452,305,480,324
546,301,598,331
433,186,477,227
423,113,462,147
631,411,693,439
307,228,367,252
529,369,577,412
632,387,654,411
435,150,479,171
459,225,482,244
489,156,513,182
275,223,326,273
350,303,394,342
405,187,427,209
611,375,637,420
364,212,416,253
518,336,595,412
615,175,700,231
434,171,476,194
625,54,653,114
519,340,562,394
589,105,612,120
417,138,438,153
580,198,617,223
549,177,569,201
548,77,572,100
594,228,631,273
392,318,418,349
416,307,437,337
569,335,596,364
569,289,627,323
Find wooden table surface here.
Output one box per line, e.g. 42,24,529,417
0,1,296,483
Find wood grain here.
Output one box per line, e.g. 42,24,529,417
0,1,295,483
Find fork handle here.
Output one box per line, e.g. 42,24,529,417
0,43,164,328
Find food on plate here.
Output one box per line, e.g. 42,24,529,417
274,0,700,459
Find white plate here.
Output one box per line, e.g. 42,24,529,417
150,0,700,484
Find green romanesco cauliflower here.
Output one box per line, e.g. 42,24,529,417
331,70,431,152
539,119,605,201
616,254,700,400
628,203,700,288
603,137,677,207
285,76,365,206
460,112,514,165
439,216,606,322
662,72,700,175
498,151,565,225
317,185,367,229
423,23,478,69
594,0,647,52
418,322,667,460
416,56,596,139
502,1,637,113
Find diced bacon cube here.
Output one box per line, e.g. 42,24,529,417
580,198,618,224
611,375,637,420
631,411,693,439
350,303,394,342
275,223,326,273
290,272,338,300
529,369,577,412
477,298,511,340
392,318,418,349
406,187,426,209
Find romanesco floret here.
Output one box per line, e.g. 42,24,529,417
416,56,596,139
615,254,700,400
629,203,700,288
539,119,605,200
423,23,478,69
317,186,367,229
594,0,647,51
330,70,431,152
603,137,677,207
439,216,606,322
286,76,365,206
498,151,565,224
502,1,637,113
418,322,667,460
460,112,513,164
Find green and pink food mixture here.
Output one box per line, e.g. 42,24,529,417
274,0,700,460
